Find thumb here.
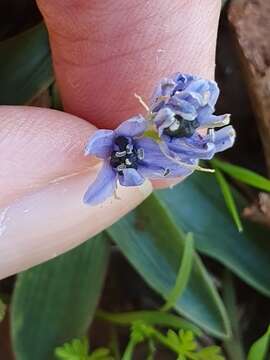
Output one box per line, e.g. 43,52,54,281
0,106,151,279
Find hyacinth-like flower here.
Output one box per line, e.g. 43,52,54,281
83,73,236,206
83,115,193,205
150,73,235,163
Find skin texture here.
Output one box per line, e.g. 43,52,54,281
0,0,221,279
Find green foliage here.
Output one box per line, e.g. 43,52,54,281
161,233,194,312
0,22,53,105
0,297,6,322
247,326,270,360
123,321,225,360
158,172,270,297
11,234,110,360
213,167,243,232
222,272,245,360
109,194,230,338
211,158,270,192
55,337,113,360
2,11,270,360
97,310,202,336
55,338,89,360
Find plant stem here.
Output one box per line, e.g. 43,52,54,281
223,271,245,360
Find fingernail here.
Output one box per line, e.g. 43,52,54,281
0,167,152,279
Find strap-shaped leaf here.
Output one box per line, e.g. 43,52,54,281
0,22,53,105
157,172,270,296
108,195,230,339
11,233,110,360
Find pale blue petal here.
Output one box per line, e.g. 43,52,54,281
198,113,230,128
119,168,145,186
166,134,216,160
207,80,220,108
153,107,175,136
196,105,214,124
136,137,193,178
175,90,205,108
169,98,197,120
83,162,117,205
174,73,198,92
211,125,236,153
115,115,147,137
184,79,209,94
85,130,114,159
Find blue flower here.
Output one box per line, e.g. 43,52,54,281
150,73,235,162
83,115,192,205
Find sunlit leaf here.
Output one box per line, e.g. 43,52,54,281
211,159,270,192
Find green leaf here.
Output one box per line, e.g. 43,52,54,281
108,195,230,339
161,233,194,311
0,22,53,105
55,337,89,360
157,172,270,297
11,233,110,360
176,329,197,353
211,158,270,192
222,272,245,360
88,348,112,360
97,310,202,336
0,297,6,322
196,345,225,360
247,326,270,360
213,168,243,232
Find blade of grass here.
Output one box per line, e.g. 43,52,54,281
0,298,6,322
222,271,245,360
97,309,202,336
213,167,243,232
247,325,270,360
160,233,194,311
211,158,270,192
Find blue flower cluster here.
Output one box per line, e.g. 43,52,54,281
84,73,235,205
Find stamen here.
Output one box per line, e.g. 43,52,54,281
115,150,127,157
125,158,132,166
208,129,215,142
137,148,144,160
134,93,150,112
169,119,180,131
126,144,134,154
159,142,215,173
116,164,126,172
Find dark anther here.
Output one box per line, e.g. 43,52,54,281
163,115,200,138
114,136,129,151
110,136,142,173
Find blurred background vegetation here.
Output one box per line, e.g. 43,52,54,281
0,0,270,359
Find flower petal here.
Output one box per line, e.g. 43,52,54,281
150,76,177,110
153,107,175,136
169,97,197,120
207,80,220,108
211,125,236,153
85,130,114,159
184,78,209,94
83,162,117,205
166,134,216,160
198,113,231,128
115,115,147,137
136,137,193,178
119,168,145,186
174,73,198,92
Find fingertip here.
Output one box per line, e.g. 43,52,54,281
38,0,221,128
